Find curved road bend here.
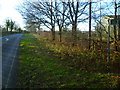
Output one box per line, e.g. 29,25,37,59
2,34,23,88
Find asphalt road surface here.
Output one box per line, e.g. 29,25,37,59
2,34,23,88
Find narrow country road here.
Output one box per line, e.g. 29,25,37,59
2,34,23,88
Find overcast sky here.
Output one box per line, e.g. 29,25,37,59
0,0,25,29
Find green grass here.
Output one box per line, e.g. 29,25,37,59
22,33,36,37
1,33,13,37
1,32,22,37
18,36,120,88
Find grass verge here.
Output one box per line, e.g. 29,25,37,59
1,33,14,37
22,33,36,37
18,34,120,88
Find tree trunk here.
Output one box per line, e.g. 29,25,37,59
50,1,55,41
114,25,117,50
118,15,120,40
114,0,118,51
51,28,55,41
59,27,62,42
10,28,12,33
89,1,92,49
118,22,120,40
6,26,8,32
72,23,77,46
99,0,102,50
100,30,102,41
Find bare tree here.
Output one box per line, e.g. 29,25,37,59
18,0,56,40
18,27,22,33
55,2,67,42
10,20,15,33
50,1,56,40
5,19,10,32
65,1,89,45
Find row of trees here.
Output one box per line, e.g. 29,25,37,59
19,0,120,48
4,19,22,33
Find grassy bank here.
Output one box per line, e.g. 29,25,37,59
18,34,120,88
1,33,12,37
1,32,21,37
22,33,36,37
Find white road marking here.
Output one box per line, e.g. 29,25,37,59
5,38,9,41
